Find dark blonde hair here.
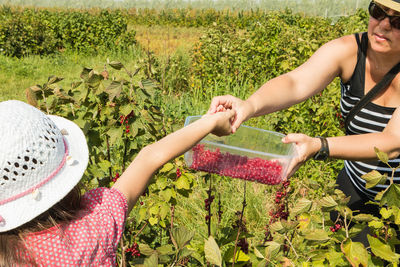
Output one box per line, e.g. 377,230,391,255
0,185,83,266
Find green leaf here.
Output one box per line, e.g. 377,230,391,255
120,105,133,116
392,207,400,224
156,244,174,255
304,229,330,242
144,253,158,267
318,196,338,211
107,127,123,145
368,235,400,263
97,160,111,173
374,147,389,164
253,246,265,259
297,213,311,229
139,243,156,256
171,226,194,250
149,205,159,215
381,184,400,208
204,236,222,266
160,188,174,202
47,75,64,85
361,170,387,189
106,81,123,102
224,246,250,263
159,202,170,220
290,198,312,216
326,250,346,266
109,61,124,70
341,239,368,267
80,67,92,80
353,213,374,222
159,162,174,173
368,220,384,229
175,175,190,190
139,207,147,222
149,217,158,225
380,207,393,219
156,176,168,190
269,221,284,234
264,241,280,261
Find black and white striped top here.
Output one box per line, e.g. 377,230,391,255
340,32,400,200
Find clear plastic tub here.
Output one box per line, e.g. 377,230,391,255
184,116,297,185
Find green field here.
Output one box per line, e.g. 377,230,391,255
2,2,395,266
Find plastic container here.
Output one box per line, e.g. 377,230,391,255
184,116,296,185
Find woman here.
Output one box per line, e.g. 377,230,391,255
208,0,400,239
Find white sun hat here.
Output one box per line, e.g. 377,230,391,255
0,100,89,232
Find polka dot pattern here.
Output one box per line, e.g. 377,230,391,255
24,188,128,266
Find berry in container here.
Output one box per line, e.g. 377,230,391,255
184,116,297,185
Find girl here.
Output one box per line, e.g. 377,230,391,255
0,100,235,266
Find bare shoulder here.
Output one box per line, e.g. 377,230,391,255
321,34,359,81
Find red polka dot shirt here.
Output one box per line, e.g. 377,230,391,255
24,187,128,266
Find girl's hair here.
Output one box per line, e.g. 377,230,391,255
0,184,83,267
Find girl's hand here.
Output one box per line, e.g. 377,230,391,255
203,109,236,137
207,95,253,133
282,133,322,179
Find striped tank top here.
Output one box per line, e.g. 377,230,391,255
340,32,400,200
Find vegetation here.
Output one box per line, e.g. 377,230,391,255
3,2,400,266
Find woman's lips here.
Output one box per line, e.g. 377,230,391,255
374,33,389,42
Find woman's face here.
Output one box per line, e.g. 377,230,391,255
368,2,400,55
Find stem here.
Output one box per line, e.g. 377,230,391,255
106,136,112,180
207,174,213,237
122,138,128,172
170,205,175,229
284,235,299,259
232,182,247,267
119,235,126,267
344,211,349,239
133,221,149,240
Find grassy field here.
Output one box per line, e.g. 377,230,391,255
0,0,370,17
0,24,203,102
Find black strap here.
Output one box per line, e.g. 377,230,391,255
344,62,400,130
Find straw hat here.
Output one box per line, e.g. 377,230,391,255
0,100,88,232
375,0,400,12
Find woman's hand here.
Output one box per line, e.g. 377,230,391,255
207,95,253,133
282,133,322,179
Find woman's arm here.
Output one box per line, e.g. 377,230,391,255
283,107,400,178
208,35,357,132
328,107,400,160
112,110,235,213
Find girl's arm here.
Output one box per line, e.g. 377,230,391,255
113,110,235,213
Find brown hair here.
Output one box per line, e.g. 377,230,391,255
0,185,83,267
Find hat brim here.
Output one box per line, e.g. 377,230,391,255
375,0,400,12
0,115,88,232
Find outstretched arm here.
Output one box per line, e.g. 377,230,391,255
113,110,235,213
208,35,357,132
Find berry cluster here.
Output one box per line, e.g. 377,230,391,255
237,238,249,254
330,223,342,232
126,243,140,257
264,180,290,243
112,172,120,182
176,168,182,178
190,144,283,185
119,111,134,134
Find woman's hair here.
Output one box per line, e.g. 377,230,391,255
0,184,83,267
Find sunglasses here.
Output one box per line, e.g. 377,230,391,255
369,1,400,29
